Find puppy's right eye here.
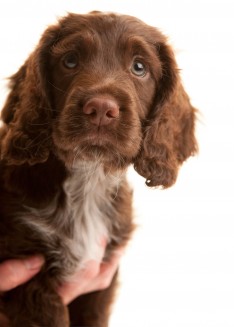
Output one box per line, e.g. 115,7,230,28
63,53,78,69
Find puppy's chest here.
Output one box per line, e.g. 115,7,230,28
62,169,114,262
23,166,121,277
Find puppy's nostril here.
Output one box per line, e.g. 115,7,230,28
83,105,97,116
106,106,119,119
84,107,97,117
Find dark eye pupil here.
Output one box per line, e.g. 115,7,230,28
134,62,144,72
63,53,78,69
131,61,146,77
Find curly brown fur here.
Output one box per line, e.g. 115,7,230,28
0,11,197,327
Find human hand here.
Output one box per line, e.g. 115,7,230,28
58,247,124,305
0,256,45,325
0,247,124,305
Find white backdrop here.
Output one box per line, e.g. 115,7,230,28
0,1,234,326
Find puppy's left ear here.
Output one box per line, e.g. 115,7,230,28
134,41,198,188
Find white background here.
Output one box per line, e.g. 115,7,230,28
0,1,234,326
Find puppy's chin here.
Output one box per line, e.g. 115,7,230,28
52,128,142,171
54,142,132,171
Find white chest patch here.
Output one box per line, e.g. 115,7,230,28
21,162,123,279
63,163,117,265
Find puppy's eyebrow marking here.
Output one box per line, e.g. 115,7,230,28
51,32,95,56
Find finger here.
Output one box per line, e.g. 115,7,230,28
84,248,125,294
0,256,44,292
96,249,124,287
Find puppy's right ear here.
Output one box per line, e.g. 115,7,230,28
1,25,60,165
1,64,27,124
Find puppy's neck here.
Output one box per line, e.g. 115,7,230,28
67,161,124,192
60,161,124,269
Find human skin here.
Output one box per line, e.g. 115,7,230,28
0,246,124,305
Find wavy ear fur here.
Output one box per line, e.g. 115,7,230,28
0,25,60,165
134,42,198,188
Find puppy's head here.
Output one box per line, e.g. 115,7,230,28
1,12,197,187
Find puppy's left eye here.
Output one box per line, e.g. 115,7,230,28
131,60,147,77
63,53,78,69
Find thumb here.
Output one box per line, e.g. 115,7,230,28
0,256,44,292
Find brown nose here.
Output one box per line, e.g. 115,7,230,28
83,97,119,126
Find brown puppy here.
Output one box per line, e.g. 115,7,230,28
0,11,197,327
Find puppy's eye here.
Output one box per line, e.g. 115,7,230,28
63,53,78,69
131,60,147,77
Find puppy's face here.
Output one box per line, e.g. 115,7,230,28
49,13,162,169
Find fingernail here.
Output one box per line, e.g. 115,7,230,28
24,256,44,270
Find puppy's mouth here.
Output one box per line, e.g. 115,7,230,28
76,131,117,157
81,129,115,145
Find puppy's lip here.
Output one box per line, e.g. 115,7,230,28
81,131,113,145
85,138,110,148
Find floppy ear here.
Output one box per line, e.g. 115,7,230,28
134,41,198,188
0,25,59,165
